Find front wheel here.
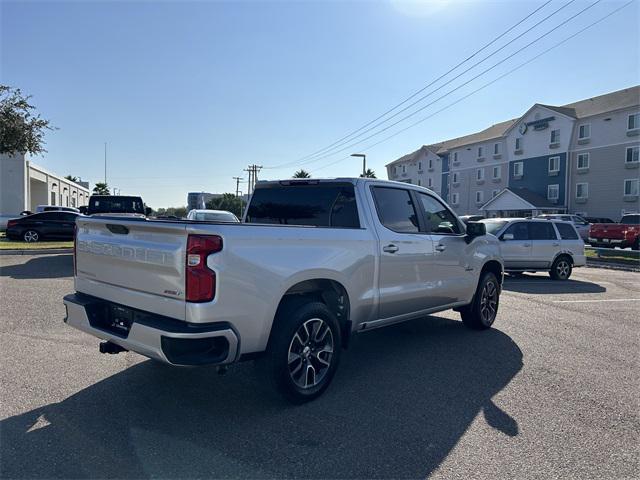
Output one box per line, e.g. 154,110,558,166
264,301,342,404
550,256,572,280
23,230,40,242
460,271,500,330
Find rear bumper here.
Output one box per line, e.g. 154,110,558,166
572,254,587,267
63,293,239,366
588,237,631,248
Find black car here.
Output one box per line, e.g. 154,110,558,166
6,212,80,242
584,216,615,224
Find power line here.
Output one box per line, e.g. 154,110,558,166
265,0,558,169
292,0,603,168
311,0,635,174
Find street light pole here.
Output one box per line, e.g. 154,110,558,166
351,153,366,177
104,142,107,185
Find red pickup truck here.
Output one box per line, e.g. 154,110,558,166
589,214,640,250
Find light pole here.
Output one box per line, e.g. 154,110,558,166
351,153,366,177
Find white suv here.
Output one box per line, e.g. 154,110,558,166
481,218,586,280
536,214,590,241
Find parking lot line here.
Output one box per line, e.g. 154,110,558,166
551,298,640,303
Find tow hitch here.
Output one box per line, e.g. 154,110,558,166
99,341,128,354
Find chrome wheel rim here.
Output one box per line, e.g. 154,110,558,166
557,260,570,278
24,231,38,242
480,280,498,325
288,318,334,389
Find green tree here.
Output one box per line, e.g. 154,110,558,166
360,168,377,178
293,169,311,178
92,182,110,195
0,85,55,156
65,175,79,182
206,193,246,218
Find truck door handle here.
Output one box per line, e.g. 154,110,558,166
383,244,399,253
435,244,446,252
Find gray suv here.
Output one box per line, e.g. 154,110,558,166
481,218,586,280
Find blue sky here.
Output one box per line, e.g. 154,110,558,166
2,0,638,208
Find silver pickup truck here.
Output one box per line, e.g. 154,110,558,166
64,178,503,402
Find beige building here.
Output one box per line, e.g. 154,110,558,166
0,152,90,226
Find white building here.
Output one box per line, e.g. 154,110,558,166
1,153,90,224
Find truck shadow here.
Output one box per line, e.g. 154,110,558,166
0,316,522,479
0,254,73,279
502,275,606,295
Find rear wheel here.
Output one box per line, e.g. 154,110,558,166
633,238,639,251
23,230,40,242
460,271,500,330
550,255,572,280
264,301,342,403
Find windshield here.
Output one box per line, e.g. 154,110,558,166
89,197,145,214
194,212,238,222
481,220,509,236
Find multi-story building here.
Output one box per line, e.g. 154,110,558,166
187,192,221,211
386,86,639,221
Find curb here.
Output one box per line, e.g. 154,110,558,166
0,248,72,256
586,258,640,272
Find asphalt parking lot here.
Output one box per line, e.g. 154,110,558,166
1,254,638,479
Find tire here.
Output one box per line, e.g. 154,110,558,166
549,255,572,280
23,230,40,242
633,238,639,251
460,271,500,330
264,301,342,404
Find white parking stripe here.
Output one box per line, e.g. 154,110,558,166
552,298,640,303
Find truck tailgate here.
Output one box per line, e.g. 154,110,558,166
75,217,187,320
590,224,625,239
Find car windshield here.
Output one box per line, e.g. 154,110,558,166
194,212,238,222
481,220,509,236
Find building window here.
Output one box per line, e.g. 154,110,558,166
550,129,560,144
492,165,501,179
577,153,589,169
513,161,524,177
477,146,483,158
476,168,484,181
402,165,406,173
494,143,500,155
417,179,422,186
453,152,458,162
578,124,590,139
549,156,560,174
624,178,639,196
426,177,432,188
628,113,640,130
50,192,56,205
452,172,459,184
626,146,639,163
515,137,522,151
492,189,499,198
548,184,559,200
475,191,484,203
576,183,589,199
428,158,433,169
452,192,459,204
418,161,422,171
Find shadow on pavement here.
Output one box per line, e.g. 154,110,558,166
503,275,606,295
0,254,73,279
0,316,523,479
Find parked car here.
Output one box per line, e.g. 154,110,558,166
35,205,80,213
186,209,239,222
6,211,80,242
536,214,590,241
87,195,150,216
64,178,503,403
584,217,615,224
480,218,586,280
459,214,485,225
589,214,640,250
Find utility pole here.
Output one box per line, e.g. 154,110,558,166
351,153,366,177
233,177,243,197
243,165,263,196
104,142,107,185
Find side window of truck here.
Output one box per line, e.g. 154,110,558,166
371,187,420,233
416,193,462,234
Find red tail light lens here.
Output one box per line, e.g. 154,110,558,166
186,234,223,302
7,219,17,228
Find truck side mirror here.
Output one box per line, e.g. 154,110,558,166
501,233,514,241
145,207,153,216
465,222,486,243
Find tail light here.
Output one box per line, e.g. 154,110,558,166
186,234,223,302
7,219,17,228
73,224,78,276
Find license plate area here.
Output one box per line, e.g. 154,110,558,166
86,302,134,338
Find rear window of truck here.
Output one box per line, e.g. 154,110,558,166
245,183,360,228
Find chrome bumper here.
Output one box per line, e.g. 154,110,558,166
63,293,239,366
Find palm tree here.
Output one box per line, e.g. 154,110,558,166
92,182,110,195
64,175,79,182
293,169,311,178
360,168,376,178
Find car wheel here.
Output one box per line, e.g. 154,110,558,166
633,238,639,251
23,230,40,242
550,255,572,280
460,271,500,330
264,301,342,404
